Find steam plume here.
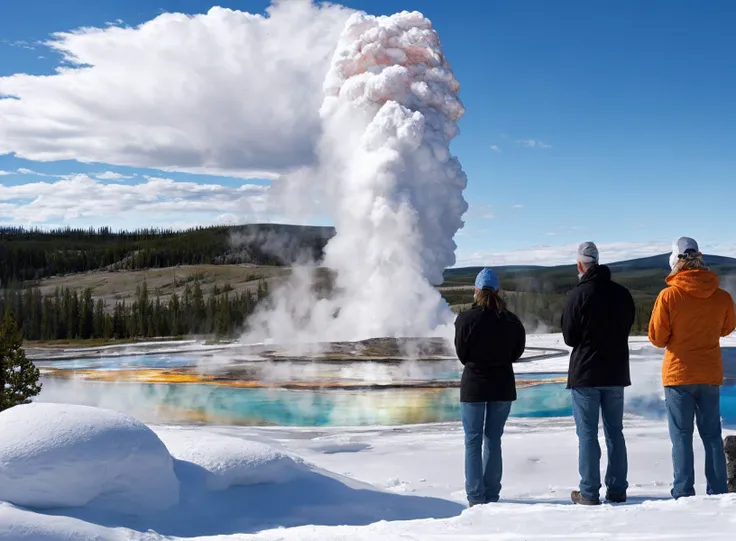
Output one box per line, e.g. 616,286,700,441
247,10,468,344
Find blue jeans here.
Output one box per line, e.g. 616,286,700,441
571,387,628,501
664,384,728,498
461,401,512,504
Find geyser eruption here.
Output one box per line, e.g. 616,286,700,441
248,10,468,344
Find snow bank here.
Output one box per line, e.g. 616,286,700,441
159,429,308,491
0,403,179,513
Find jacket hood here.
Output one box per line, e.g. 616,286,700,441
665,269,720,299
580,264,611,284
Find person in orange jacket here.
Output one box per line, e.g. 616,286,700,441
648,237,736,499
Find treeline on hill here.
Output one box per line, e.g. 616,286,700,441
0,281,270,341
440,289,655,336
0,225,335,286
441,254,736,336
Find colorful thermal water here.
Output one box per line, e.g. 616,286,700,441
34,348,736,427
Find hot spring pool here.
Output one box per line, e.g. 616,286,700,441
37,378,572,426
34,348,736,427
34,376,736,427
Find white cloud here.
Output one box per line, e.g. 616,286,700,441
517,139,552,149
456,241,686,267
490,145,501,153
0,175,269,225
512,204,524,209
95,171,133,180
8,40,37,50
215,213,239,225
16,167,58,177
0,1,353,178
0,170,12,176
11,168,135,181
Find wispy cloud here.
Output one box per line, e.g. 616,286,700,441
0,175,269,226
465,203,496,220
3,40,37,51
517,139,552,149
95,171,134,180
0,170,12,176
456,240,736,268
10,168,137,182
16,168,57,177
512,204,524,209
490,145,502,153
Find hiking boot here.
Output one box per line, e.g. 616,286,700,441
571,490,601,506
605,492,627,503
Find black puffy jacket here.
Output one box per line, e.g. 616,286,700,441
454,304,526,402
561,264,636,389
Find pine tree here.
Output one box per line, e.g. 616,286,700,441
93,298,105,338
216,292,231,337
0,312,42,412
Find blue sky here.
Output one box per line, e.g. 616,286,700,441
1,0,735,265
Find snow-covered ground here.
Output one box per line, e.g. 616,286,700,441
2,335,735,540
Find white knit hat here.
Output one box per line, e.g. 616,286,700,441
576,241,599,264
669,237,700,270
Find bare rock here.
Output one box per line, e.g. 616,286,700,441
725,435,736,493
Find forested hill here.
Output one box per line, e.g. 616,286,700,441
2,224,734,339
0,225,335,286
442,254,736,298
440,254,736,335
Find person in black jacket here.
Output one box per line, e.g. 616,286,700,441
454,267,526,507
561,241,635,506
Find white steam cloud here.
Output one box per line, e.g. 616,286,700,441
247,10,468,344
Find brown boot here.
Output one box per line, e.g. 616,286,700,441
571,490,601,505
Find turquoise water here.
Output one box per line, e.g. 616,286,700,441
36,354,198,370
39,379,572,426
36,348,736,427
38,377,736,427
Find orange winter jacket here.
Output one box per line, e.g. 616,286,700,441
648,270,736,386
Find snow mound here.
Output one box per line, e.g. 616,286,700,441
0,403,179,513
159,429,308,491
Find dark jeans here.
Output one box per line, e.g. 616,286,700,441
460,401,512,505
571,387,628,501
664,384,728,498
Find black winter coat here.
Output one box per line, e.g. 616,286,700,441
561,265,635,389
454,305,526,402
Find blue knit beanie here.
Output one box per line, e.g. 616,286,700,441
474,268,500,291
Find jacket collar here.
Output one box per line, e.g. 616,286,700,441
579,264,611,285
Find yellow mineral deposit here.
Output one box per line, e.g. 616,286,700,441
42,366,566,390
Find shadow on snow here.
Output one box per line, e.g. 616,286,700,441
35,459,465,538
